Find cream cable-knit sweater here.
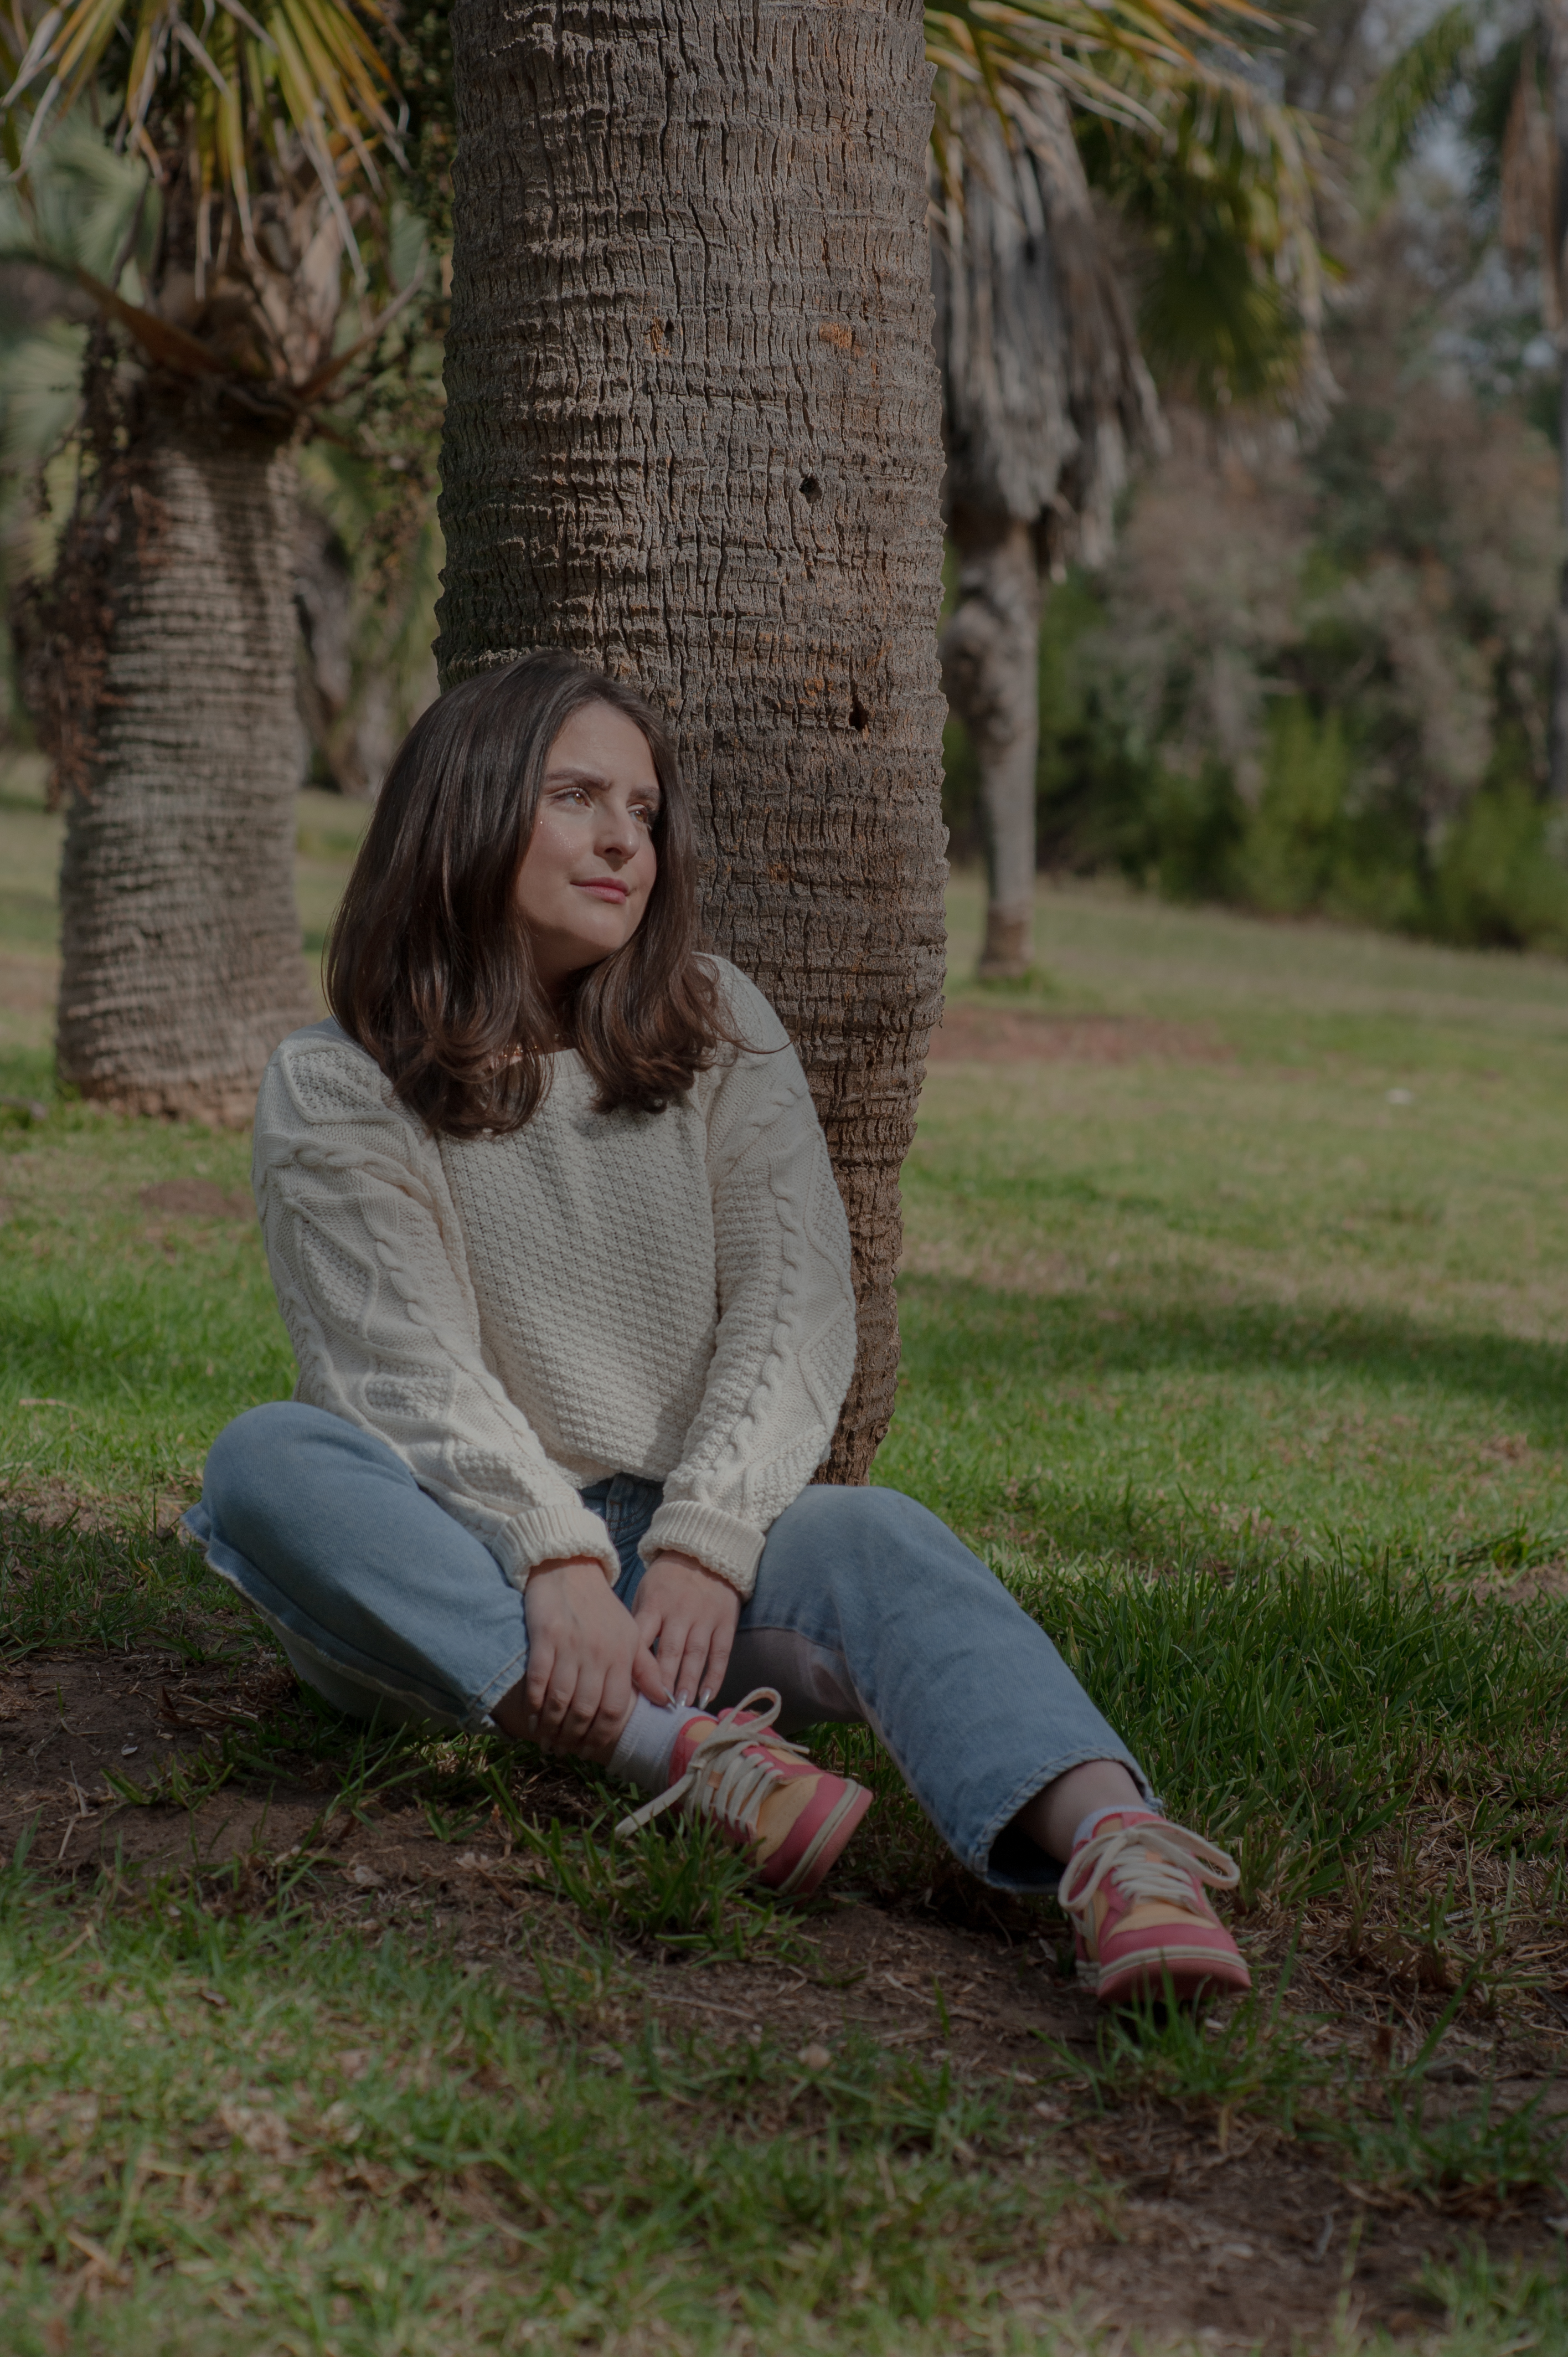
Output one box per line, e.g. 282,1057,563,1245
251,959,857,1598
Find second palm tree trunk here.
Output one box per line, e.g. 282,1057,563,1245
48,389,313,1121
436,0,948,1480
941,512,1042,979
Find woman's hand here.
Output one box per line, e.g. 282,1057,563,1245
508,1558,669,1760
632,1550,742,1710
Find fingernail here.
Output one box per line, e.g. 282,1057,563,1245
699,1689,712,1710
676,1692,690,1709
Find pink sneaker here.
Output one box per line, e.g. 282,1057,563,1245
1060,1809,1251,2006
615,1689,871,1899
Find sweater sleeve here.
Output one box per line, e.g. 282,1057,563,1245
252,1028,622,1591
638,968,858,1596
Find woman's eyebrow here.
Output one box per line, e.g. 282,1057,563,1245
543,764,608,789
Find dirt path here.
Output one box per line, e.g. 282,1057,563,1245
927,1005,1231,1065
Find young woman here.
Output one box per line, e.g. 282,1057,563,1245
188,652,1248,2008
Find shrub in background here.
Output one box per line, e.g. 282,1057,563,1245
940,213,1566,955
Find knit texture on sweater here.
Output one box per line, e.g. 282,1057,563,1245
251,960,857,1596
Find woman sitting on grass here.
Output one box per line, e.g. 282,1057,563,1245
188,652,1247,2008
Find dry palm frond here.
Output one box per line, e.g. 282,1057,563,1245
1499,50,1555,309
926,0,1277,156
0,0,396,285
928,0,1331,414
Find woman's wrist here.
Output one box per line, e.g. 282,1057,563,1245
645,1545,743,1597
530,1552,615,1584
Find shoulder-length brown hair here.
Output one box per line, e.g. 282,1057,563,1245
325,652,732,1140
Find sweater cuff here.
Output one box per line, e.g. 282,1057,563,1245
639,1500,765,1598
495,1505,621,1591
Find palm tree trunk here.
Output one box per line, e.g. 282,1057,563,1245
1554,339,1568,801
940,510,1041,977
931,99,1158,970
1552,4,1568,800
436,0,948,1479
46,388,313,1123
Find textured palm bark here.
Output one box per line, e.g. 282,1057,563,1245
437,0,948,1479
54,390,313,1122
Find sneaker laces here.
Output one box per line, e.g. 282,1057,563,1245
1059,1817,1241,1933
614,1689,808,1842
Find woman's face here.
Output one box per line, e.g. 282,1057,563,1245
514,701,661,990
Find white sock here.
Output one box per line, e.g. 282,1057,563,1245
607,1695,707,1793
1072,1798,1160,1852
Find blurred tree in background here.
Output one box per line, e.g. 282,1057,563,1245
0,0,1559,1010
931,0,1328,975
0,0,441,1118
940,0,1567,953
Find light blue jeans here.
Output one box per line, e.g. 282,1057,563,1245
185,1402,1150,1891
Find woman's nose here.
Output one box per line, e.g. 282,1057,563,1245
597,804,641,860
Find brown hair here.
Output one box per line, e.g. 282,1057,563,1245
324,652,733,1139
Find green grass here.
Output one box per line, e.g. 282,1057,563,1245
0,778,362,1504
2,806,1567,2348
0,1877,1053,2357
886,876,1568,1571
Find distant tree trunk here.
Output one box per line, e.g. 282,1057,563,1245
1546,342,1556,801
1551,2,1568,801
437,0,948,1479
43,384,313,1122
933,99,1159,974
941,510,1042,977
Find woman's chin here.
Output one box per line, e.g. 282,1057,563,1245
563,920,637,972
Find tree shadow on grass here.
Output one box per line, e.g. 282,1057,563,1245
896,1274,1568,1442
887,1274,1568,1573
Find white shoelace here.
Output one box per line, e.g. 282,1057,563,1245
614,1688,807,1841
1059,1817,1241,1938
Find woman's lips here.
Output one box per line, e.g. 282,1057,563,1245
574,878,630,903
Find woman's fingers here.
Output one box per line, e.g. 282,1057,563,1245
672,1624,711,1712
559,1660,607,1752
649,1609,691,1699
595,1655,632,1748
523,1640,557,1735
699,1617,735,1711
535,1660,580,1747
632,1639,671,1707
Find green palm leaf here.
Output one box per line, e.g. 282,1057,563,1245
1361,0,1477,196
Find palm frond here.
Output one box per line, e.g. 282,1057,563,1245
930,0,1332,413
0,0,398,256
1361,1,1477,198
926,0,1280,156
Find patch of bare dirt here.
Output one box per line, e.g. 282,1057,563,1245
1474,1560,1568,1605
2,1647,1564,2349
138,1179,253,1221
928,1005,1232,1066
0,1476,194,1533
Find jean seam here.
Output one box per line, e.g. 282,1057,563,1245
194,1524,510,1734
473,1644,530,1722
259,1613,474,1732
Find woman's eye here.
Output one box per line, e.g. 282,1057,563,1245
632,804,658,829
